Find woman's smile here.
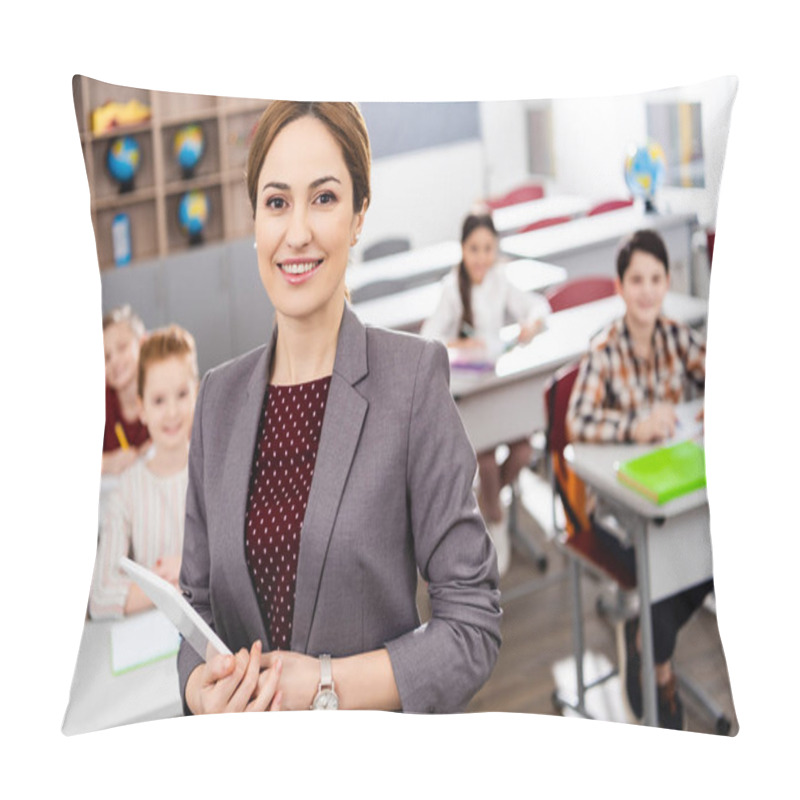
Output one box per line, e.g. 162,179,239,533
277,257,324,284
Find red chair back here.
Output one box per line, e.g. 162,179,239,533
485,183,545,210
707,230,715,269
544,362,636,588
518,215,572,234
587,198,634,216
545,276,617,313
544,363,580,457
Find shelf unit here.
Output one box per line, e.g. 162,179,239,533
72,76,267,270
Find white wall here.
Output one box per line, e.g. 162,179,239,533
354,75,736,255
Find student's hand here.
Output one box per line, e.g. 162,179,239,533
260,650,320,711
518,318,545,344
186,641,282,714
449,337,486,350
153,555,182,588
633,404,678,443
102,446,139,475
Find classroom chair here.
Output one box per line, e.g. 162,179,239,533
586,198,634,216
485,183,545,210
544,363,732,733
518,215,573,234
544,275,617,313
361,236,411,262
706,229,715,269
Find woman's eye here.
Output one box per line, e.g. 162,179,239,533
316,191,337,205
266,196,287,210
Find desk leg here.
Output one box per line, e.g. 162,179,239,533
634,520,658,727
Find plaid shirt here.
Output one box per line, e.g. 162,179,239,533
566,315,705,443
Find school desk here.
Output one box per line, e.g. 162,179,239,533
491,195,592,234
62,614,181,735
347,240,462,302
353,259,568,331
564,404,713,727
451,291,708,453
500,208,698,295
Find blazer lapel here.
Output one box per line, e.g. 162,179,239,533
219,336,274,649
291,305,369,653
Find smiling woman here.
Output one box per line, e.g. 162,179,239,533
177,101,502,716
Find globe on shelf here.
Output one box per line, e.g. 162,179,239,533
624,141,666,212
174,123,205,179
106,136,141,193
178,190,210,245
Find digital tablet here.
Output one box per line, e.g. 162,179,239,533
119,557,232,660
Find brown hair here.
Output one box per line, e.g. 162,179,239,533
102,304,145,340
246,101,372,217
458,213,498,335
137,324,199,398
616,229,669,280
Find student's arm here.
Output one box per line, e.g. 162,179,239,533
89,481,142,619
506,282,550,344
101,445,139,475
567,351,639,443
420,274,463,345
680,324,706,391
567,350,678,444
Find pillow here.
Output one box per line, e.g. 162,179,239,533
64,76,737,739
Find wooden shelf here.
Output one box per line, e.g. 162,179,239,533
73,76,267,270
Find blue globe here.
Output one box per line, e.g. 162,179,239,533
624,141,666,203
178,190,210,243
174,124,205,176
107,136,141,190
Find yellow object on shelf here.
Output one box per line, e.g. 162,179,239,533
91,99,152,134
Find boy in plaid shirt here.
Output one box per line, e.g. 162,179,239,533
566,229,713,730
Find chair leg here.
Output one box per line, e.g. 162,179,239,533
552,557,618,719
508,480,548,572
675,672,733,735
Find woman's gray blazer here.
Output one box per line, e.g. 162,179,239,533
177,303,502,713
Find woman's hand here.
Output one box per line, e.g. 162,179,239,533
632,403,678,443
153,554,181,588
260,650,319,710
517,318,545,345
186,641,283,714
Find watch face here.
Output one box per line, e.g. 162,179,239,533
313,689,339,710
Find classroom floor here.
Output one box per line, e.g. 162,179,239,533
458,469,739,736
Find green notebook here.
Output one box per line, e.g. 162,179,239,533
617,440,706,504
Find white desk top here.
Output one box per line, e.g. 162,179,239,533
353,259,567,330
63,613,182,736
491,195,592,234
347,239,462,292
450,292,708,398
566,399,707,520
500,208,697,260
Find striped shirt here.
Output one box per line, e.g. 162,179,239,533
89,458,188,619
566,315,705,443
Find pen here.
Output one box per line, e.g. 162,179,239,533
115,422,130,450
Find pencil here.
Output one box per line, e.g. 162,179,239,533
115,422,130,450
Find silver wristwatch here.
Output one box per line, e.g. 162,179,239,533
310,654,339,710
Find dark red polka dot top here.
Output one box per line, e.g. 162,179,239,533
245,376,332,650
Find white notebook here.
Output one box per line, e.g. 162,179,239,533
110,609,180,675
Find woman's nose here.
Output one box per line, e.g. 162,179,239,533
286,205,312,249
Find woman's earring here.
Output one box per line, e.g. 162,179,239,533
253,240,257,250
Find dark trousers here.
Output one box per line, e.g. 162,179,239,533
594,521,714,664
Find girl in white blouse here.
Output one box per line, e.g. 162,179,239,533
421,213,550,574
